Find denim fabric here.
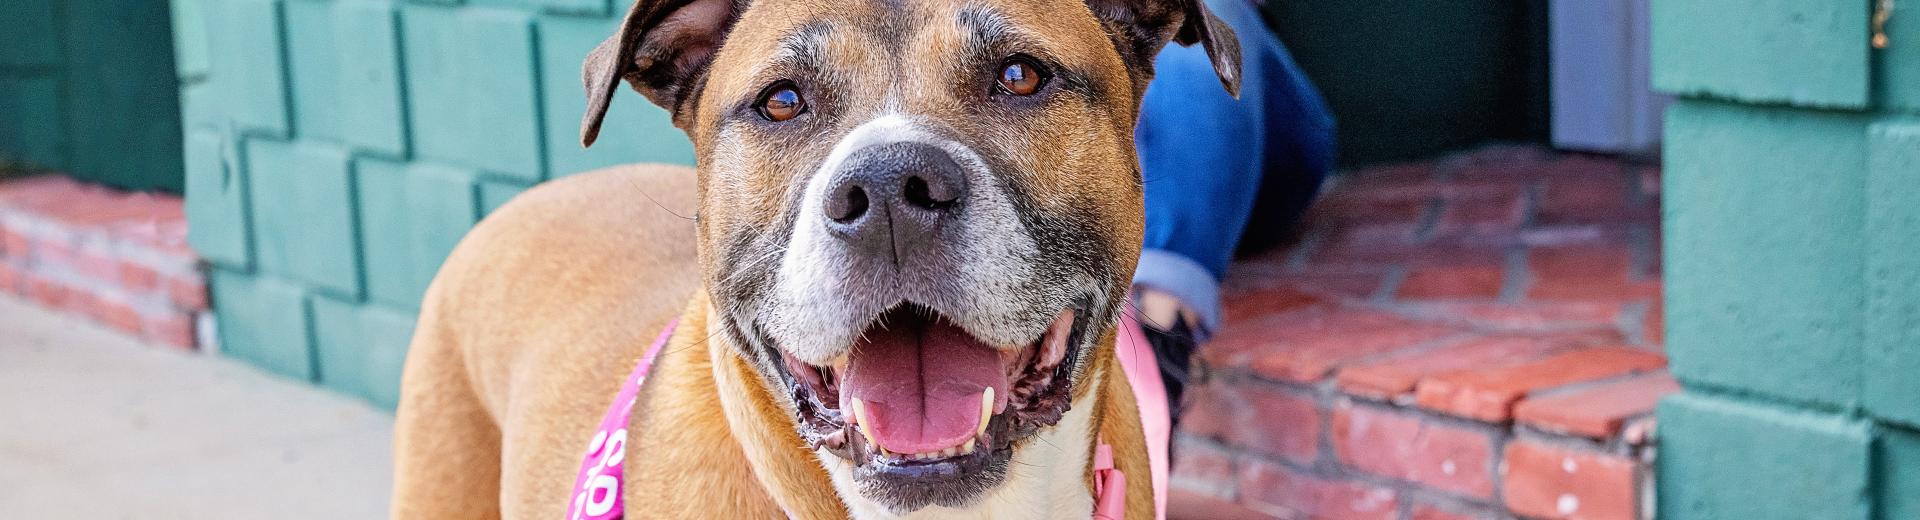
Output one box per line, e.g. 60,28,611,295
1132,0,1335,330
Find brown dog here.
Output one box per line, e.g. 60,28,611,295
390,0,1241,518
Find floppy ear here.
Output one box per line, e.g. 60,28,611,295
1085,0,1243,97
582,0,739,147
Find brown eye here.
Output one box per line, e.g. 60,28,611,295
758,84,805,122
997,58,1044,96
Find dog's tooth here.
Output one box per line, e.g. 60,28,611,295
961,439,976,454
851,397,882,454
977,387,994,438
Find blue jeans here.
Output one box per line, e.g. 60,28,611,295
1132,0,1335,333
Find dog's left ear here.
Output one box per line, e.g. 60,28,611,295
1085,0,1243,98
582,0,740,147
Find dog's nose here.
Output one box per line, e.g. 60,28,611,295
822,142,969,255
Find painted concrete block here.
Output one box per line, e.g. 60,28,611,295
0,0,60,67
211,269,315,381
311,296,415,410
402,5,545,180
479,180,529,216
1880,1,1920,114
1883,427,1920,520
356,159,480,309
470,0,610,15
184,131,252,268
179,81,220,132
203,0,291,135
1657,392,1871,520
245,139,362,297
169,0,211,78
0,77,65,168
1652,0,1870,109
1866,121,1920,427
538,15,694,178
287,0,408,155
1664,100,1868,407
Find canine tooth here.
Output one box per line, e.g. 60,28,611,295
977,387,994,438
851,397,881,453
961,439,976,454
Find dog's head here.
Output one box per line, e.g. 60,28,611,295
583,0,1239,513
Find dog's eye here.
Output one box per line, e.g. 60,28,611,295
996,57,1046,96
757,83,806,122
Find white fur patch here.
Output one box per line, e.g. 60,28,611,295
764,112,1045,365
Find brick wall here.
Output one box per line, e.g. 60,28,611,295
172,0,693,408
1170,148,1672,520
1652,1,1920,519
0,176,207,349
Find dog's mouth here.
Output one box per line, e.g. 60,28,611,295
772,303,1085,501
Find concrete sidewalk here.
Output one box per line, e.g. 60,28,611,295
0,296,393,519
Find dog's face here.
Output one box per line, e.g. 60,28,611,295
583,0,1238,512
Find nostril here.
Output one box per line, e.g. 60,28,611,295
826,184,869,222
903,175,959,210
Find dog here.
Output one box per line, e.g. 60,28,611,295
389,0,1241,518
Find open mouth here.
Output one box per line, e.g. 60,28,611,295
774,304,1084,486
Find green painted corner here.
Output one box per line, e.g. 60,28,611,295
211,270,316,381
1651,0,1870,109
311,296,416,410
184,131,253,268
204,0,291,137
1663,100,1869,407
1657,392,1872,520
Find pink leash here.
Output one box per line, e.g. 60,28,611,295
565,319,677,520
564,319,1134,519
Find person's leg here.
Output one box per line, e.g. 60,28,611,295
1131,0,1334,422
1122,1,1334,516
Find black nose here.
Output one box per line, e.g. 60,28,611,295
821,142,969,259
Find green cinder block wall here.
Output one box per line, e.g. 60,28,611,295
1655,0,1920,518
2,0,184,191
174,0,693,409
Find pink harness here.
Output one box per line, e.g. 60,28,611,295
564,321,1129,519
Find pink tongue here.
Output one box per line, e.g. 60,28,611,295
845,316,1009,455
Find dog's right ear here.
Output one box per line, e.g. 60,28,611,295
582,0,739,147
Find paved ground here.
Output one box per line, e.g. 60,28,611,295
0,295,392,519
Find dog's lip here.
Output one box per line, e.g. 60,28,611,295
773,303,1086,466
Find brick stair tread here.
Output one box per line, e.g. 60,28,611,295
1513,372,1680,438
1413,346,1667,422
